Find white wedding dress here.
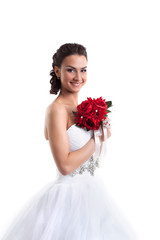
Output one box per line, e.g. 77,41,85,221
1,124,138,240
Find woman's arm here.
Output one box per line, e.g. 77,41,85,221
45,104,96,176
67,136,95,174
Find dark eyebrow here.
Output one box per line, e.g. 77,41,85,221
65,65,87,69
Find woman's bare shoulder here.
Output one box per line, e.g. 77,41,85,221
44,101,68,140
46,100,67,116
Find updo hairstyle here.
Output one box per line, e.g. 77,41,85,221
49,43,87,94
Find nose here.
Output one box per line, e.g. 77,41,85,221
74,70,82,81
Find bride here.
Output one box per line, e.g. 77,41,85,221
45,43,111,176
1,43,138,240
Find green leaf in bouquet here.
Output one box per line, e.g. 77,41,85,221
106,109,111,113
105,101,113,109
72,111,77,116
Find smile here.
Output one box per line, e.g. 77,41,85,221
70,82,82,87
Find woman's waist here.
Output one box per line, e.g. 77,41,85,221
55,167,101,184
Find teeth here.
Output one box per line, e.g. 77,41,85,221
71,82,81,86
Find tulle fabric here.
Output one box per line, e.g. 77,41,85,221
1,170,137,240
1,124,138,239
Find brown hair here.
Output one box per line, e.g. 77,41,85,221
49,43,88,94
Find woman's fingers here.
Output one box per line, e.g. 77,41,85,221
107,127,111,138
103,117,111,128
103,117,111,138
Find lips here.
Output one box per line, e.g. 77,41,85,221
70,82,82,87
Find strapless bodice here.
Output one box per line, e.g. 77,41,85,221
67,124,94,152
55,124,101,180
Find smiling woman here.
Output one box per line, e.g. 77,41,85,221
49,43,88,95
1,43,137,240
54,54,87,92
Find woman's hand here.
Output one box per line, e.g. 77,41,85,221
98,116,111,142
93,117,111,155
100,116,111,141
97,116,111,150
104,116,111,139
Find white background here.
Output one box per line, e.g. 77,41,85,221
0,0,160,239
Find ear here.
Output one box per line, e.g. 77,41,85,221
54,66,61,79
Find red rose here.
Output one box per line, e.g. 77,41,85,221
73,96,112,131
77,98,94,117
93,97,108,120
84,116,100,130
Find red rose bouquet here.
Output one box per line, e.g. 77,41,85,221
72,96,112,131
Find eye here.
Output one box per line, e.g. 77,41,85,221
81,69,87,72
67,68,74,72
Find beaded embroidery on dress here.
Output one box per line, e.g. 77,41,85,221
1,124,138,240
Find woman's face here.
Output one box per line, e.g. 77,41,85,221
54,54,87,93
